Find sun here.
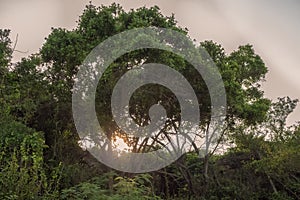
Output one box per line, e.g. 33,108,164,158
112,136,131,154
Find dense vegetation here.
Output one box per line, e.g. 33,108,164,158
0,3,299,200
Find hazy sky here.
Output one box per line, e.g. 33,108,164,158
1,0,299,123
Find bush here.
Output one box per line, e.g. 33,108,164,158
60,173,161,200
0,119,61,199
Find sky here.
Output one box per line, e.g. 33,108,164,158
0,0,299,124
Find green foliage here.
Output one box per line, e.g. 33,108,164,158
0,3,299,200
0,118,62,199
0,29,12,71
61,182,105,200
0,29,61,200
60,173,160,200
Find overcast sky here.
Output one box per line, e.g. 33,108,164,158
1,0,299,124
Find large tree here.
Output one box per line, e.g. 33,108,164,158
35,3,270,161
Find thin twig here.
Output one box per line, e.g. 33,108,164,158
12,34,29,54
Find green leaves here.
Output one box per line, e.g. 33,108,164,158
60,173,159,200
0,118,60,199
0,29,12,71
0,3,299,199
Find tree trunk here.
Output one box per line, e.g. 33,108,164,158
204,154,209,180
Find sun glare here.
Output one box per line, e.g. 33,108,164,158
112,136,130,155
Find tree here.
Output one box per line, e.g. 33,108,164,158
37,1,269,156
0,29,61,199
0,29,12,115
0,29,12,74
231,97,300,199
